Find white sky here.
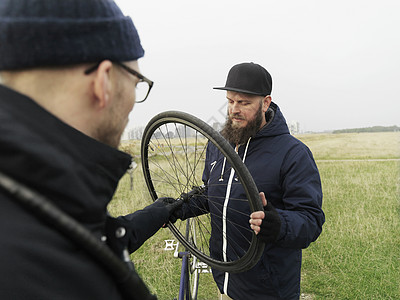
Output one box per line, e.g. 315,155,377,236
116,0,400,132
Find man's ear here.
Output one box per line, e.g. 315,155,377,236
262,95,272,113
92,60,113,109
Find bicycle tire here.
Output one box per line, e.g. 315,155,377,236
141,111,264,273
189,260,199,300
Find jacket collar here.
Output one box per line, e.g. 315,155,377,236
0,84,131,225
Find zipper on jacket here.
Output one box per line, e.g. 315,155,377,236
222,138,251,296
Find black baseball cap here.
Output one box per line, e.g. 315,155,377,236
213,62,272,96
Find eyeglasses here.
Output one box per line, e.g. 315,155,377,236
84,61,154,103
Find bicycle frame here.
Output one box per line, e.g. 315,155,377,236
178,250,191,300
164,239,196,300
164,233,210,300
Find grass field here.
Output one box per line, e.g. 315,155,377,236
109,131,400,300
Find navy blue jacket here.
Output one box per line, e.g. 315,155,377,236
190,102,324,299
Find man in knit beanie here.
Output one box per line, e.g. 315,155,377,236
0,1,180,299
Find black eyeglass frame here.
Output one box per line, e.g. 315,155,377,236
84,61,154,103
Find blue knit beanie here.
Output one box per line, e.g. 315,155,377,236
0,0,144,70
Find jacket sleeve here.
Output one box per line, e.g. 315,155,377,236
107,205,170,254
275,144,325,249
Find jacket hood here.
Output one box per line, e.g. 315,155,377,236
255,101,290,138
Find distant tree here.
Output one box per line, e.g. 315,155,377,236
333,125,399,134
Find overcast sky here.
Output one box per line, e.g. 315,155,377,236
115,0,399,133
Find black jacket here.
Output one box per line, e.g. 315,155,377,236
0,85,166,299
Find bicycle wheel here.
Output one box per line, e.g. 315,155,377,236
141,111,265,273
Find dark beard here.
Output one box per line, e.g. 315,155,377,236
221,104,263,145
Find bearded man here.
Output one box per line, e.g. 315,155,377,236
173,62,325,300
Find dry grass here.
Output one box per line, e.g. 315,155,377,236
109,132,400,299
296,132,400,160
